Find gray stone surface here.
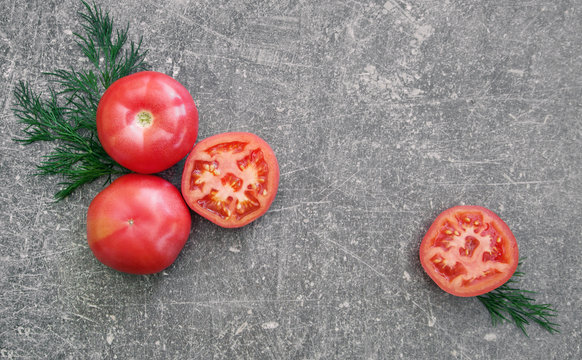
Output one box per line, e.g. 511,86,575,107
1,0,581,358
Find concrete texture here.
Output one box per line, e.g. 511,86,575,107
1,0,581,359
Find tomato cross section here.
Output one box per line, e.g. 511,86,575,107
181,133,279,228
419,206,519,297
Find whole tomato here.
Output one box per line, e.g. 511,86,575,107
86,174,192,274
96,71,198,174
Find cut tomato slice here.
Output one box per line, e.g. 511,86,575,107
419,205,519,297
181,132,279,228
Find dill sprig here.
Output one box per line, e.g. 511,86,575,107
12,0,148,200
477,262,559,336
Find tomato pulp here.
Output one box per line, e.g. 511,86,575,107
419,205,519,297
97,71,198,174
87,174,192,274
181,132,279,228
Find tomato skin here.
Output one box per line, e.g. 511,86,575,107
419,205,519,297
87,174,191,274
181,132,279,228
97,71,198,174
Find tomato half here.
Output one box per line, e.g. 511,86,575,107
181,132,279,228
87,174,192,274
97,71,198,174
419,205,519,297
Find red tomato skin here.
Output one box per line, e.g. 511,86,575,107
87,174,191,274
181,132,279,228
419,205,519,297
97,71,198,174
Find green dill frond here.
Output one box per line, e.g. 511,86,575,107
13,0,148,200
477,262,559,336
75,0,148,88
13,82,126,200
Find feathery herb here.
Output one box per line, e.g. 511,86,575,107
13,0,148,200
477,262,559,336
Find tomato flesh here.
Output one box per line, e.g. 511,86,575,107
419,205,519,297
87,174,192,274
181,132,279,228
97,71,198,174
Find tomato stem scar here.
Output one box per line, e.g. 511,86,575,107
136,111,153,127
128,219,134,225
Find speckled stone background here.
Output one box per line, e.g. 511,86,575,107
1,0,581,359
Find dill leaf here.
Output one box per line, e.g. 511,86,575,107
477,263,559,336
12,0,148,200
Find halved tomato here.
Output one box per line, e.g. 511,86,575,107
419,205,519,297
181,132,279,228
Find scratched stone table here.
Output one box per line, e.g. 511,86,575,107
1,0,581,359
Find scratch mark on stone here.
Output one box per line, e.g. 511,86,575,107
484,333,497,341
234,321,248,335
430,179,564,186
106,331,114,345
44,326,84,357
426,296,436,327
261,321,279,330
72,312,97,323
163,298,319,308
318,171,358,200
321,236,387,280
228,246,241,253
507,69,525,76
445,158,504,165
384,0,417,25
280,165,318,177
502,173,518,185
317,234,436,319
145,0,239,46
268,204,300,213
